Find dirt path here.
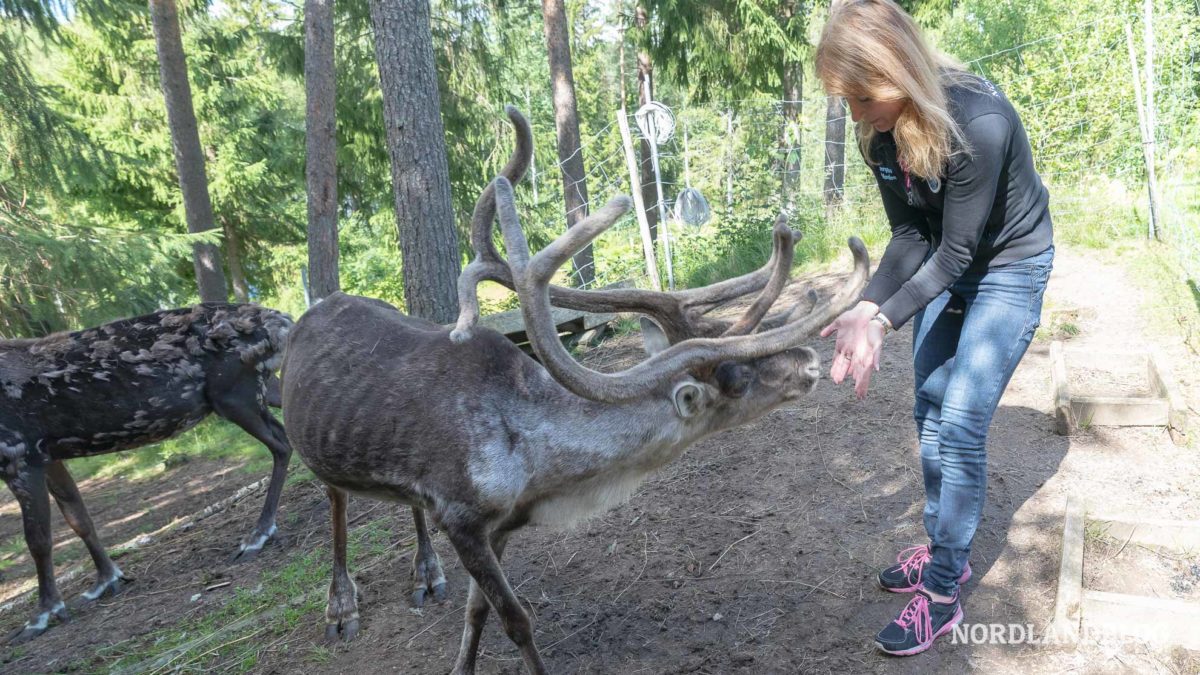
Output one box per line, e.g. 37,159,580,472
0,245,1197,674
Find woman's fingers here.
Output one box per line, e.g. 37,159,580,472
854,367,873,399
851,350,874,399
829,351,851,383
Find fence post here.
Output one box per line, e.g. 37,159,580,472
725,108,734,219
525,88,539,204
1124,23,1161,240
617,108,662,291
642,112,675,290
1143,0,1160,240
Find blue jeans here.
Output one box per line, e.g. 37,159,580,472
911,246,1053,597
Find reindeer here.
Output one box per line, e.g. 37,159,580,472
280,107,869,674
0,303,292,643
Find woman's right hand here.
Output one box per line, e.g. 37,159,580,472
820,300,881,391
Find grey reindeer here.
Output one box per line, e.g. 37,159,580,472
0,303,292,643
281,107,868,674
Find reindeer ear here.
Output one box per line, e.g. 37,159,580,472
640,317,671,356
671,381,708,418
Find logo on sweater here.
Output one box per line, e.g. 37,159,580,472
879,166,897,181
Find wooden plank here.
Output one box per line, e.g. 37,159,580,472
1089,517,1200,551
479,306,615,342
1051,341,1073,435
1148,350,1188,444
1082,589,1200,650
1070,395,1169,427
1051,498,1085,640
1065,350,1148,370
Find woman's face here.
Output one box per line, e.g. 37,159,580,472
846,96,908,132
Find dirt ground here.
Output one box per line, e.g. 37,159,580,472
1,245,1198,674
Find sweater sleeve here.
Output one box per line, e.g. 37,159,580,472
860,167,931,309
878,113,1011,328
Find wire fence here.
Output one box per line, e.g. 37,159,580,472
520,6,1198,294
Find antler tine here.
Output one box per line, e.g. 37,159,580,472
456,107,800,344
453,107,535,341
756,289,820,333
719,214,798,337
450,258,510,343
468,106,533,262
498,175,870,403
680,216,803,314
536,214,802,342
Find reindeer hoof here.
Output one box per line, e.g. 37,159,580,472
7,602,68,644
229,525,277,564
324,617,359,642
80,570,130,605
411,580,448,608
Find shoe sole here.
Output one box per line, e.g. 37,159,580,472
877,564,972,594
875,604,965,656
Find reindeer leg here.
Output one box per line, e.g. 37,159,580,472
410,507,447,606
5,464,69,644
45,461,128,604
214,396,292,563
324,485,359,641
451,531,511,675
445,524,546,675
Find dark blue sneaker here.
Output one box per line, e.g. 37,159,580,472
875,588,963,656
878,544,972,593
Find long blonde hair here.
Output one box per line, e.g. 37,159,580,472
814,0,974,180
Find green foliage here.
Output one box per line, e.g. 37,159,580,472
63,414,278,484
0,186,215,335
95,514,396,671
635,0,811,102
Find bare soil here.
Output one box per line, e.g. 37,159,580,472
1085,536,1200,603
1,245,1198,674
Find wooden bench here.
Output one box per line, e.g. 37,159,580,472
479,305,617,348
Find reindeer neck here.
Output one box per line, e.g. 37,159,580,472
509,381,693,483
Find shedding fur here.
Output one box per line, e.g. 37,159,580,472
0,302,296,643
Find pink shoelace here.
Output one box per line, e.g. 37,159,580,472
894,593,934,644
897,545,932,578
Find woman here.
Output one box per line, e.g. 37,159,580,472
814,0,1054,656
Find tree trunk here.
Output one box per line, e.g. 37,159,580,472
542,0,595,287
635,6,658,247
223,218,250,303
305,0,340,302
149,0,227,302
781,61,803,211
369,0,461,323
823,95,846,209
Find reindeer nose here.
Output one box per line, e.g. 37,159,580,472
805,362,821,380
799,347,821,381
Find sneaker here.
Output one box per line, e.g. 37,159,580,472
877,545,971,593
875,588,964,656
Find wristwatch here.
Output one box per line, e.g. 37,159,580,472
870,312,893,335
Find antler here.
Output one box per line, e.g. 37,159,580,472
493,176,871,403
451,106,811,344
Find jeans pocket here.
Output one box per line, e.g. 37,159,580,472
1028,264,1052,330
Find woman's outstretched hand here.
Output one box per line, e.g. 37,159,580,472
820,301,886,400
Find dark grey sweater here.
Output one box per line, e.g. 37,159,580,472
860,75,1054,329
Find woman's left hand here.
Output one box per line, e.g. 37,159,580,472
821,310,886,400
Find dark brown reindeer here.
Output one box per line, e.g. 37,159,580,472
0,303,292,643
281,108,869,674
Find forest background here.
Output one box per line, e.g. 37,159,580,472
0,0,1197,339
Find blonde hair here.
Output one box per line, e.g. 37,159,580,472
814,0,975,179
